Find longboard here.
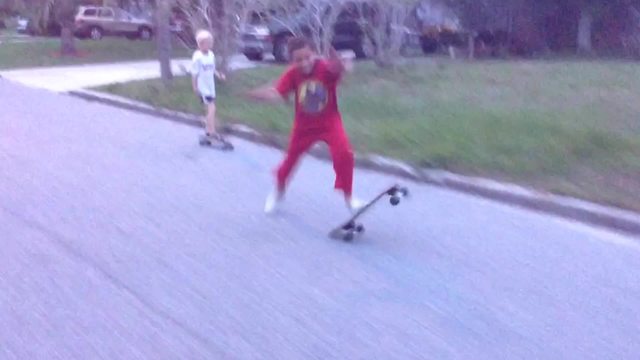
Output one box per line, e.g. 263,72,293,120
199,134,234,151
329,184,409,241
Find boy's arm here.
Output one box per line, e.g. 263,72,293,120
246,67,294,104
215,70,226,81
246,84,289,104
214,57,225,81
325,47,346,79
191,55,199,93
192,75,198,94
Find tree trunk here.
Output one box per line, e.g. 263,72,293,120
448,46,456,59
468,32,475,60
60,26,76,56
216,0,230,73
577,7,593,55
156,0,173,85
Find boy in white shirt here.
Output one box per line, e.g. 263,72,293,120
191,29,226,145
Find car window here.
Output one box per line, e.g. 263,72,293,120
83,8,98,16
99,9,114,18
114,9,132,21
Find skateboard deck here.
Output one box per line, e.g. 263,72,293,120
199,134,234,151
329,184,409,241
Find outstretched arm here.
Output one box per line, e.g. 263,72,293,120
326,47,346,77
328,47,345,73
246,84,286,104
246,67,294,104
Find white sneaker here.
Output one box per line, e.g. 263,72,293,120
264,189,283,214
347,196,365,213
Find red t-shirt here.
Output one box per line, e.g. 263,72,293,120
275,59,343,131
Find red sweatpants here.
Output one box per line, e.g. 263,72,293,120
276,123,354,197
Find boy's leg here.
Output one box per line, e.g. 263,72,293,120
276,129,317,194
203,97,217,135
265,130,317,213
324,123,355,200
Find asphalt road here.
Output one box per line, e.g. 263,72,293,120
1,80,639,359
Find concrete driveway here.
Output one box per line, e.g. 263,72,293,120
0,55,256,92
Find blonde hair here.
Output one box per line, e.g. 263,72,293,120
195,29,213,45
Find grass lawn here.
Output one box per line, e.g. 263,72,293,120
98,58,640,212
0,28,16,36
0,37,190,69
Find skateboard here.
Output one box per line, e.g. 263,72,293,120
329,184,409,241
199,134,234,151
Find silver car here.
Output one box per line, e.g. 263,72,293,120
240,22,273,61
74,6,154,41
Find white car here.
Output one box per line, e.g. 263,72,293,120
240,24,273,61
16,17,29,34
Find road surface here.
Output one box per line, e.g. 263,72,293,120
1,80,639,359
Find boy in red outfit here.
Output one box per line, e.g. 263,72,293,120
247,37,362,213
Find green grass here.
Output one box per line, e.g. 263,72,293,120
98,59,640,212
0,37,190,69
0,28,16,36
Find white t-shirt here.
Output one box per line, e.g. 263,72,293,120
191,50,216,97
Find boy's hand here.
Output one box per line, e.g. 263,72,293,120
215,71,227,81
328,46,340,60
327,46,345,74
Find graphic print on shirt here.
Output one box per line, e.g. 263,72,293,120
297,80,328,115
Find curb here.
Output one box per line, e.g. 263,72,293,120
68,89,640,237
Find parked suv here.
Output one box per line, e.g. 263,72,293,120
240,17,272,61
74,6,154,41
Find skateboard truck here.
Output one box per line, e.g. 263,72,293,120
388,186,409,206
329,184,409,242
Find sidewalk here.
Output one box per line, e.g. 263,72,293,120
0,54,256,92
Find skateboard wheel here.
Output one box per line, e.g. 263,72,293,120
343,221,356,230
390,196,400,206
400,187,409,196
355,224,365,233
343,232,355,242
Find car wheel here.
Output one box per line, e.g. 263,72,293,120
420,36,439,54
245,52,264,61
90,27,103,40
139,27,152,41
